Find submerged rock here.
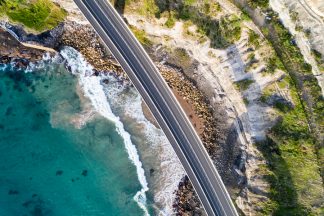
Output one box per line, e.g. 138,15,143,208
81,170,88,177
56,170,63,176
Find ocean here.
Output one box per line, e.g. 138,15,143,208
0,47,185,216
0,48,149,215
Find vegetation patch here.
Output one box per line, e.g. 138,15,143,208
235,78,254,91
247,30,261,48
311,49,324,71
265,54,285,73
265,11,324,151
164,12,176,28
219,15,242,44
257,78,322,215
202,2,222,16
233,2,324,214
0,0,66,32
257,69,323,215
177,6,242,48
129,25,152,46
247,0,269,9
131,0,243,48
171,47,192,69
122,0,159,17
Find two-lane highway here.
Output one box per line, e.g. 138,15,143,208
73,0,238,215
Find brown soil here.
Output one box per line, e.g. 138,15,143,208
141,88,205,135
172,89,205,135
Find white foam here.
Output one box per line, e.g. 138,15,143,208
102,76,185,215
0,63,9,71
60,46,150,216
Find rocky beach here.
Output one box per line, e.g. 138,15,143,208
0,19,229,215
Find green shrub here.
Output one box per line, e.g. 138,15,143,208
235,79,254,91
265,55,285,73
311,49,324,71
130,25,152,46
165,12,176,28
247,0,269,9
248,30,260,48
219,15,242,44
0,0,66,31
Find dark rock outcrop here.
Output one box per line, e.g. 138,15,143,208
4,22,64,48
0,28,46,68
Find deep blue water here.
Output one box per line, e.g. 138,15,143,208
0,63,145,216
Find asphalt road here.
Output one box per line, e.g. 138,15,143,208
73,1,238,215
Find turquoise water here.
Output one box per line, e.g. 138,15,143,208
0,63,145,215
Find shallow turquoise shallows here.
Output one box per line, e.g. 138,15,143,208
0,63,144,216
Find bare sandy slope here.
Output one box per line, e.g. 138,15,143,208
269,0,324,94
122,2,281,212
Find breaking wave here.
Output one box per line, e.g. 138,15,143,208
101,70,185,215
60,46,150,216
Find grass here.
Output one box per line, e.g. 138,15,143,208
258,53,323,216
0,0,66,32
247,0,269,9
265,54,285,73
129,25,152,46
257,78,323,215
164,12,176,28
202,2,222,16
172,47,192,69
311,49,324,71
177,6,242,48
257,87,323,215
232,1,324,214
247,30,260,48
219,15,242,45
124,0,159,17
267,12,324,143
243,97,249,105
235,79,254,91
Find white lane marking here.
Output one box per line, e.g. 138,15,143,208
77,0,237,215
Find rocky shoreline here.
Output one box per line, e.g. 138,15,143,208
0,28,47,68
58,21,236,215
0,20,243,215
60,21,239,168
60,22,127,75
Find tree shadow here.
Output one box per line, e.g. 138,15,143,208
255,136,309,215
113,0,126,14
226,43,307,214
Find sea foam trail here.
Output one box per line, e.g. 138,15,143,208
60,47,150,216
102,75,185,215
